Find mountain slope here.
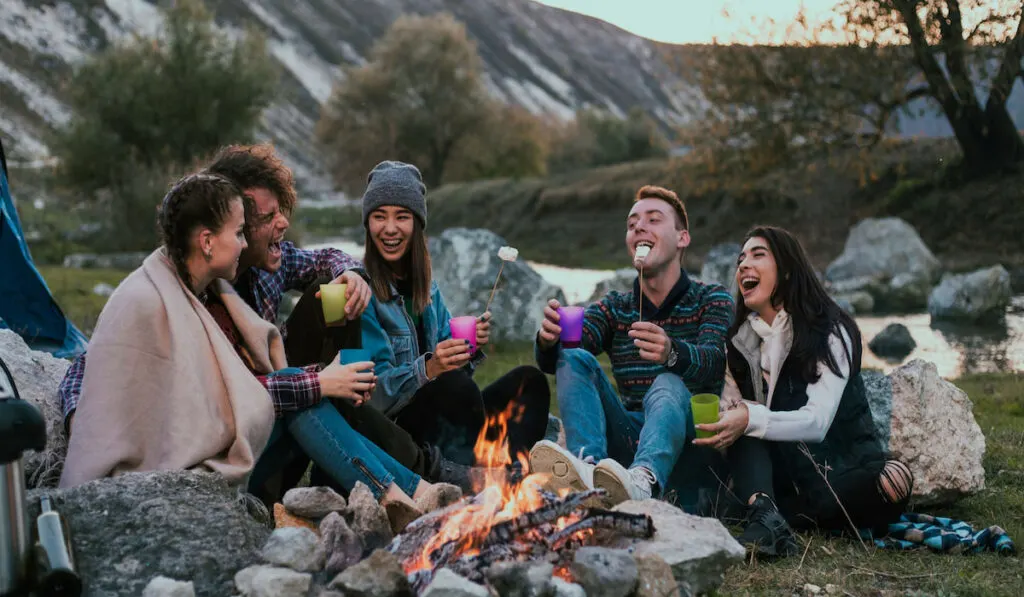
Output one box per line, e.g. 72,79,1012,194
0,0,690,196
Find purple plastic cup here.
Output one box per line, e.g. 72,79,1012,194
449,315,479,354
557,306,585,348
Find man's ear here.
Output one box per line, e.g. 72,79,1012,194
677,229,691,251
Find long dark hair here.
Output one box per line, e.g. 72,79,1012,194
156,173,244,294
364,215,432,314
730,225,862,383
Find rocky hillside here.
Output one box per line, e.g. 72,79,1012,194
1,0,690,196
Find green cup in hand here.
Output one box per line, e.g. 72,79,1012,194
691,393,720,439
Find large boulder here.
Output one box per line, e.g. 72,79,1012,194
825,218,941,312
0,329,71,488
429,228,566,343
867,323,916,360
609,500,743,596
927,265,1012,324
587,268,636,304
26,471,271,597
698,243,741,293
863,360,986,506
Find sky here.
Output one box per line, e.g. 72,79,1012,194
534,0,843,44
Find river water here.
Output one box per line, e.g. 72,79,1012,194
311,239,1024,378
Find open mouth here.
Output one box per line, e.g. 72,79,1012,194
633,241,654,260
268,239,282,259
739,275,760,293
381,238,403,251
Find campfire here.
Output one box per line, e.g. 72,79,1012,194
387,403,656,594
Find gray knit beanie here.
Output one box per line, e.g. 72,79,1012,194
361,161,427,227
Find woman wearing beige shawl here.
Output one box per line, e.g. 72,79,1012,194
61,173,455,532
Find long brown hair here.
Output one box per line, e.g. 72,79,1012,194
364,215,433,314
730,225,861,383
156,173,243,294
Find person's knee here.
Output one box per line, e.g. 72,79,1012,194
509,365,550,400
878,459,914,504
644,373,690,410
557,348,601,372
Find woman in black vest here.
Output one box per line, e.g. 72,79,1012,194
693,226,913,556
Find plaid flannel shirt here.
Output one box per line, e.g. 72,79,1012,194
58,241,363,425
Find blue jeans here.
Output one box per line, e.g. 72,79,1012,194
555,349,694,496
250,368,421,500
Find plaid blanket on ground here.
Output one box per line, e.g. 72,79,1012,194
869,513,1015,555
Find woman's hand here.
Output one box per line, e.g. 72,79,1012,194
318,361,376,405
425,339,472,380
692,403,749,450
476,312,491,348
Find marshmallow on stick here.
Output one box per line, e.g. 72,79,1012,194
633,244,651,266
485,246,518,314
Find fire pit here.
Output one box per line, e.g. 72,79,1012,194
388,403,657,594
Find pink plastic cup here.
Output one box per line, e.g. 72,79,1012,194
449,315,479,354
557,306,585,348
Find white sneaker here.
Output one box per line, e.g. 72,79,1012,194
593,460,655,505
529,440,595,493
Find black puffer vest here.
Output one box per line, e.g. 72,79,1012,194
728,324,884,498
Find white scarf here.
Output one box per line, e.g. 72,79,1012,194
748,309,791,392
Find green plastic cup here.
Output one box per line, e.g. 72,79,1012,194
319,283,347,327
691,393,720,439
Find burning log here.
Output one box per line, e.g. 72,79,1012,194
547,509,655,551
482,488,607,546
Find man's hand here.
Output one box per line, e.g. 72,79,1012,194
476,312,491,348
318,361,376,404
692,404,749,450
315,271,372,320
537,299,562,350
629,321,672,364
426,339,473,380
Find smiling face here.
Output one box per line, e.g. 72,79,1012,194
243,187,289,273
368,205,415,264
204,198,248,281
736,236,780,317
626,198,690,271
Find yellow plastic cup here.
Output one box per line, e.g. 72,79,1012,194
319,283,348,326
691,393,720,439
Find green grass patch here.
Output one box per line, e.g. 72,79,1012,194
39,266,129,335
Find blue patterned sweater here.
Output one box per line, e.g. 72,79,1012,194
536,270,735,411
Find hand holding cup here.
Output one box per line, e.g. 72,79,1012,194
426,338,473,379
538,299,563,350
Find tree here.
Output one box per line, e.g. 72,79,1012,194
674,1,1024,172
54,0,276,248
446,105,549,181
547,107,670,174
316,13,492,193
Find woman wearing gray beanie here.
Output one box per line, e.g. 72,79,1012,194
355,161,551,469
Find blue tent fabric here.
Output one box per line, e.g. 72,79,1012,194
0,139,88,358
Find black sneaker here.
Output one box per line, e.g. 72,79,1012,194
737,495,800,557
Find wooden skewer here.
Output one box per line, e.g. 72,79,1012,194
484,261,505,315
638,266,644,322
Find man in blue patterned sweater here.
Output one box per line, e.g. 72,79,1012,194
531,185,734,505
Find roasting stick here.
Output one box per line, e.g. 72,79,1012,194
634,245,650,322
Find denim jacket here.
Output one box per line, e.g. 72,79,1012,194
361,280,484,417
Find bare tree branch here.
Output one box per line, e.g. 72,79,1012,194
986,7,1024,110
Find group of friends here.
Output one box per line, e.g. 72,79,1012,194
56,144,914,556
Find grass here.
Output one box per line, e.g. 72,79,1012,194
43,268,1024,595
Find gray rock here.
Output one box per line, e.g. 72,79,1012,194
422,568,490,597
429,228,567,342
549,577,586,597
26,471,271,597
699,242,741,293
886,360,986,505
485,560,554,597
283,486,347,518
319,512,363,576
633,554,680,597
327,549,410,597
868,323,917,359
0,329,71,488
826,218,940,311
862,371,893,451
235,565,312,597
142,576,196,597
1009,266,1024,293
588,268,636,304
928,265,1013,323
62,251,149,270
570,547,638,597
544,414,562,443
833,296,856,315
345,482,393,552
261,527,325,572
609,500,743,596
832,291,874,314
